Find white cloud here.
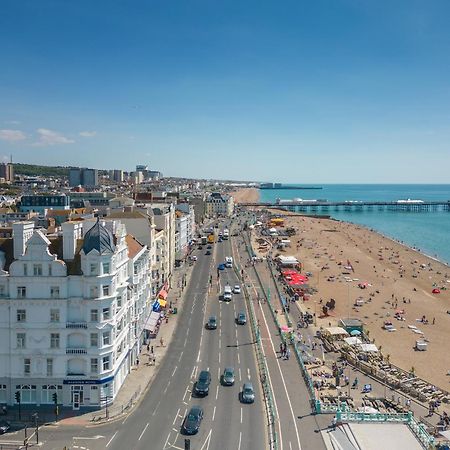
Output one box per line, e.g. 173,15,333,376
34,128,75,146
79,131,97,137
4,120,21,125
0,129,27,142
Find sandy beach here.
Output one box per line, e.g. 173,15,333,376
231,187,259,204
233,188,450,390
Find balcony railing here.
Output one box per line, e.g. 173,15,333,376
66,322,88,329
66,348,87,354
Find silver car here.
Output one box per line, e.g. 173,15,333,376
241,383,255,403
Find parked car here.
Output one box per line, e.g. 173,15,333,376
240,383,255,403
206,316,217,330
218,264,225,271
233,284,241,294
191,255,198,261
0,421,10,434
221,367,235,386
207,245,212,249
181,406,203,435
205,250,211,255
236,311,247,325
194,370,211,396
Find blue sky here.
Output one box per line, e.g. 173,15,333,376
1,0,450,182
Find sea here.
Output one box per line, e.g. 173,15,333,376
259,185,450,265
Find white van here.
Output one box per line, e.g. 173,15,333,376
225,256,233,268
223,285,233,301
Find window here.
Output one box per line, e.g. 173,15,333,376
0,285,5,297
41,385,61,404
17,287,26,299
90,309,98,322
102,262,110,274
103,332,110,346
33,264,43,276
102,285,110,297
90,263,98,275
16,384,37,403
50,309,60,323
117,296,122,309
23,264,28,276
90,286,99,298
90,333,98,348
50,286,60,299
17,309,26,322
102,307,110,320
102,355,110,371
24,358,31,375
50,333,60,349
17,333,26,349
46,359,53,377
90,358,98,374
48,264,52,276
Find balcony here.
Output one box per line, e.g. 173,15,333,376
66,322,88,329
66,348,87,355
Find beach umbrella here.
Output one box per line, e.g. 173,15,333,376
350,330,361,336
432,288,441,294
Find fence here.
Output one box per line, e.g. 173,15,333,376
92,385,141,422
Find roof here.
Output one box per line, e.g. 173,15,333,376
108,211,150,220
325,327,349,336
125,234,144,259
82,219,115,255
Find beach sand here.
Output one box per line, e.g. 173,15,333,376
231,187,450,389
231,187,259,204
268,212,450,390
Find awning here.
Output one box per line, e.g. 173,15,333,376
158,299,167,308
158,289,168,300
144,311,161,331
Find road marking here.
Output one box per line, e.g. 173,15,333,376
73,436,104,440
183,386,189,401
239,367,242,381
238,431,242,450
200,429,212,450
138,423,149,441
191,366,197,379
219,338,221,349
105,431,117,448
215,385,219,400
163,432,171,449
237,353,240,364
247,368,251,379
172,366,178,377
152,399,161,416
178,351,184,362
240,407,243,423
173,408,180,426
218,352,221,363
218,367,221,380
212,405,216,421
289,441,293,450
236,339,239,346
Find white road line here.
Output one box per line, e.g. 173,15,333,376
218,367,221,380
172,366,178,377
152,399,161,416
236,339,239,346
178,351,184,362
173,408,180,426
191,366,197,379
238,431,242,450
218,352,221,364
105,432,117,448
183,386,189,401
240,407,243,423
212,405,216,421
215,385,219,400
247,368,251,379
237,353,240,364
219,338,221,349
138,423,149,441
239,367,242,381
163,433,171,449
289,441,293,450
259,293,302,450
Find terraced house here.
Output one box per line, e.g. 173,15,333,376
0,218,151,409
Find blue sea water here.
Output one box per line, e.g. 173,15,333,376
259,185,450,264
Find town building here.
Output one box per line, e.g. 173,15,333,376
0,163,14,183
0,218,151,409
205,192,234,217
69,168,99,188
18,195,71,214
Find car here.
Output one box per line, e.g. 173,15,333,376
241,383,255,403
0,420,10,435
198,245,203,250
233,284,241,294
218,264,225,271
236,311,247,325
205,250,211,255
181,406,203,435
221,367,235,386
206,316,217,330
194,370,211,396
191,255,198,261
207,245,212,249
223,285,233,302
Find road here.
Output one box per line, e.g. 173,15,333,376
29,219,267,450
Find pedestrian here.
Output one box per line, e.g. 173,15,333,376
160,337,164,347
151,345,154,354
331,416,337,431
279,342,283,355
147,344,150,352
286,348,291,360
136,357,140,366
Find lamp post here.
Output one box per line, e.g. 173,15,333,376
32,412,39,444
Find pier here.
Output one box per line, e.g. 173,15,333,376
240,200,450,213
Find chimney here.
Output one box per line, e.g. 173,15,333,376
12,222,35,259
62,221,83,260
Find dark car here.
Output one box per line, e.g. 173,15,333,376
206,315,217,330
194,370,211,396
207,245,212,249
218,263,225,271
182,406,203,435
241,383,255,404
236,311,247,325
221,367,235,386
205,250,211,255
0,420,10,434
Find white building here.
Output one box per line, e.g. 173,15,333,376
0,219,151,409
205,192,234,217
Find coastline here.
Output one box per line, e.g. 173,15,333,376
245,205,450,390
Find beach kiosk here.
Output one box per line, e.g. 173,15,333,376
339,318,363,335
